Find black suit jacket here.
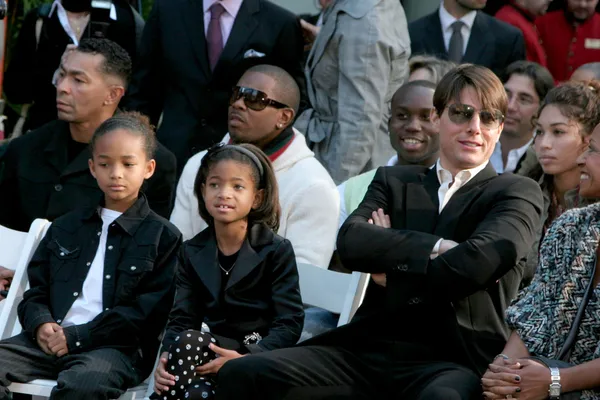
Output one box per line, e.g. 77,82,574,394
18,195,182,376
122,0,305,169
334,164,543,374
0,120,177,231
161,223,304,354
408,10,525,76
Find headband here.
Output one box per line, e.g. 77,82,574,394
207,143,264,179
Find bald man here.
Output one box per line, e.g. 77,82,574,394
170,64,339,270
570,62,600,82
337,80,439,228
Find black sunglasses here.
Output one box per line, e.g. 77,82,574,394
230,86,290,111
447,104,504,128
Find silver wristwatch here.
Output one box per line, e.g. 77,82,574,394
548,367,561,399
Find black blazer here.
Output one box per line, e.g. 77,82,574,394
0,120,177,231
4,0,142,131
408,10,525,77
162,223,304,354
18,195,182,376
334,164,543,375
122,0,305,169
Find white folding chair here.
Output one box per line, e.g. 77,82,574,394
0,219,149,399
0,219,50,338
297,263,370,326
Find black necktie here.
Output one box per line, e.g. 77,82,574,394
448,21,465,63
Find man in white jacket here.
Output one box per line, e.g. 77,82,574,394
170,64,339,269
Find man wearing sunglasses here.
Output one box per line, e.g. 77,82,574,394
170,64,338,271
215,64,543,400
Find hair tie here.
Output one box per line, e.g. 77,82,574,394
207,143,264,179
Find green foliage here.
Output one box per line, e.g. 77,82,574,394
141,0,153,18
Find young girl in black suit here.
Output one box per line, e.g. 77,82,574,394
153,143,304,400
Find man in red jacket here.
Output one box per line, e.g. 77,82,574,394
536,0,600,81
495,0,551,67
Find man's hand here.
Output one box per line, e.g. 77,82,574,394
47,327,69,357
35,322,61,355
196,344,244,376
0,266,14,299
300,19,320,52
154,351,176,394
368,209,391,287
439,239,459,256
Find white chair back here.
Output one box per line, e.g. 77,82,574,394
297,263,370,327
0,219,50,339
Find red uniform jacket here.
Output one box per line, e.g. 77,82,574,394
536,11,600,82
496,2,547,67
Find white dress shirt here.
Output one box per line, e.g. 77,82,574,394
203,0,243,45
438,2,477,56
62,208,122,327
490,139,533,174
430,158,489,258
49,0,117,46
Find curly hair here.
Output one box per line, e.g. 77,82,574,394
536,80,600,137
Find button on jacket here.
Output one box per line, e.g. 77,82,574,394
0,119,177,231
161,223,304,355
17,195,182,375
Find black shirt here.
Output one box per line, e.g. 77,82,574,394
0,120,177,231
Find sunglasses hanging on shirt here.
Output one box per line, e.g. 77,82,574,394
62,0,93,12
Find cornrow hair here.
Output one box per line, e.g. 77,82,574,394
90,111,157,159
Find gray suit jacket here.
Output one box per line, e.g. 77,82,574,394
295,0,411,184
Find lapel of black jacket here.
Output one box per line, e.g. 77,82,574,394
435,163,497,238
181,0,211,79
216,0,260,71
405,167,440,233
225,223,270,291
61,146,93,178
189,228,221,302
428,11,449,59
44,121,70,175
463,12,492,65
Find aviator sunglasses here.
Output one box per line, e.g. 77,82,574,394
230,86,290,111
447,103,504,128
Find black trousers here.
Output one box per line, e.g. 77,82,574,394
215,318,482,400
0,332,142,400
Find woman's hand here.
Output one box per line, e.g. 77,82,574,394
196,344,245,375
482,357,522,398
154,351,176,394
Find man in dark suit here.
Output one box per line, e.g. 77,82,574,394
409,0,526,77
213,64,543,400
0,39,177,232
122,0,305,172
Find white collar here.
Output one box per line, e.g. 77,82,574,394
438,2,477,33
49,0,117,21
496,137,534,156
203,0,243,17
436,158,489,185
